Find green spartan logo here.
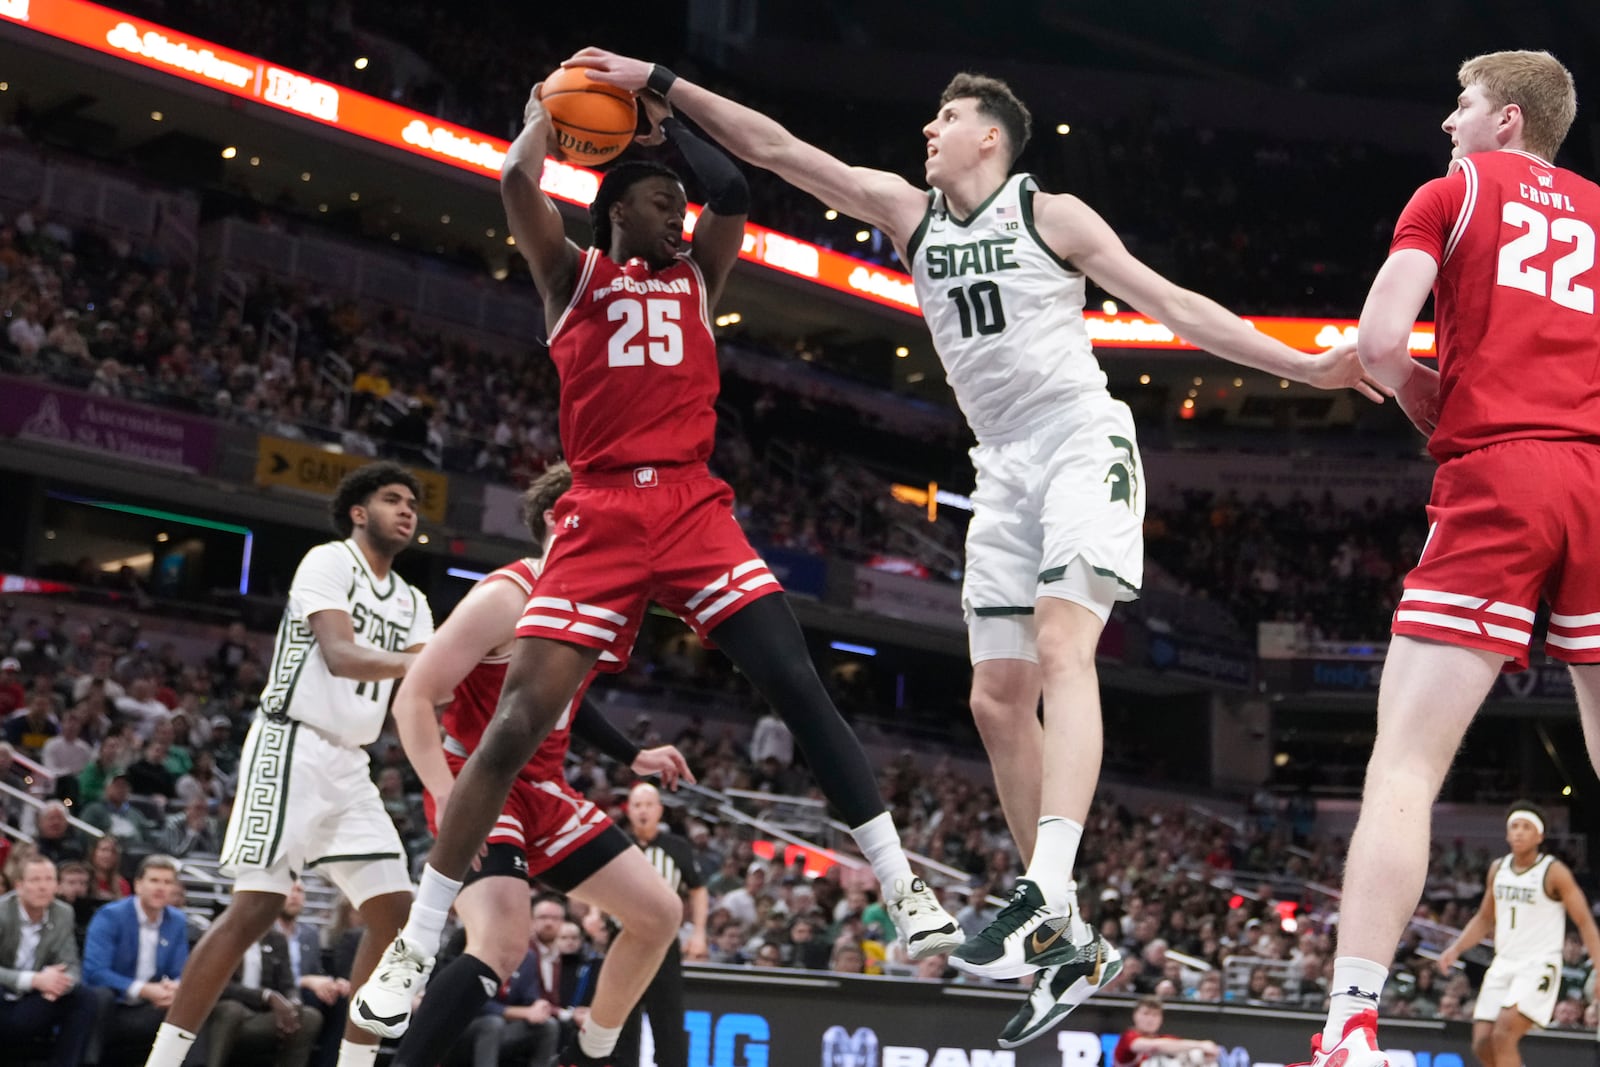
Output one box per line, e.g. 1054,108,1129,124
1104,435,1139,507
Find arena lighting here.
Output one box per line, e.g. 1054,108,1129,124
0,1,1441,340
894,346,909,357
829,641,877,657
47,494,255,594
446,567,489,582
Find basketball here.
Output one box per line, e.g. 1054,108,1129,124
541,66,637,166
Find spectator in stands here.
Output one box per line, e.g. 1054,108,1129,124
0,852,102,1067
82,854,189,1067
829,941,866,974
718,863,770,927
1113,996,1220,1067
1193,970,1224,1003
206,923,322,1067
55,860,95,945
115,677,170,740
0,741,28,827
126,739,180,800
278,880,348,1067
87,834,132,902
447,895,570,1067
0,657,25,715
78,732,130,806
709,922,749,966
32,801,85,864
82,773,157,846
213,622,252,683
174,750,224,808
74,655,125,705
158,794,222,857
40,708,94,786
4,692,60,756
748,708,794,768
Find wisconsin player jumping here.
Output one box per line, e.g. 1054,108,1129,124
561,48,1376,1047
1437,803,1600,1067
1303,50,1600,1067
145,463,433,1067
357,82,962,1050
354,461,691,1067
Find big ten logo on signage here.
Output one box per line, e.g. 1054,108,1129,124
823,1025,1015,1067
682,1011,770,1067
253,435,448,523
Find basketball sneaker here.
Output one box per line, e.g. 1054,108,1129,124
885,876,963,959
950,879,1084,980
350,935,435,1038
997,935,1123,1048
1291,1010,1391,1067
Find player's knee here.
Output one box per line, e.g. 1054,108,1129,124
482,938,529,980
1035,630,1097,680
969,686,1030,737
623,885,681,947
1471,1032,1494,1062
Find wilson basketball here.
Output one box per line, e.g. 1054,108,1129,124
542,67,637,166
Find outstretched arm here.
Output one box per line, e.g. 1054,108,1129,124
391,577,526,813
637,91,747,305
565,48,926,249
1032,190,1386,402
502,85,584,308
1438,862,1498,971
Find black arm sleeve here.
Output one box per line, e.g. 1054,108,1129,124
571,697,641,767
661,117,750,216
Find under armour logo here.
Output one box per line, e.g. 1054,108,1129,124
563,514,580,529
1338,986,1379,1002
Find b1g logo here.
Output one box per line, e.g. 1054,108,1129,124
822,1026,1015,1067
684,1011,769,1067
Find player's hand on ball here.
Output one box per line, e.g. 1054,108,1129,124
636,90,674,146
632,745,696,790
563,47,653,93
523,85,565,160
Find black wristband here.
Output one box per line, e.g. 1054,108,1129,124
647,64,679,98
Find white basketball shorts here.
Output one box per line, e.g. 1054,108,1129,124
1473,955,1562,1026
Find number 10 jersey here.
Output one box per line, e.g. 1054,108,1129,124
907,173,1108,446
547,248,720,472
1391,149,1600,462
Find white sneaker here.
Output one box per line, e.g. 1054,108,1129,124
886,876,963,959
1293,1010,1391,1067
350,935,435,1038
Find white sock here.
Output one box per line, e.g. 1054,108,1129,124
580,1019,625,1057
144,1022,196,1067
1323,956,1388,1046
850,811,916,892
400,863,463,949
337,1038,381,1067
1022,816,1083,909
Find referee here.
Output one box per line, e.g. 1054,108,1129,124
614,781,708,1067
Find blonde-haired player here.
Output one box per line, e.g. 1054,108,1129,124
1437,804,1600,1067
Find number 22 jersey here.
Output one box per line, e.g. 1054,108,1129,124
1391,149,1600,461
546,248,719,472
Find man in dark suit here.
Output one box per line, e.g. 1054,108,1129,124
277,880,348,1067
83,854,189,1066
448,895,570,1067
0,853,103,1067
205,925,322,1067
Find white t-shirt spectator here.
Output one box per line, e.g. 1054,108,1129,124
749,711,794,766
41,732,94,778
115,694,171,738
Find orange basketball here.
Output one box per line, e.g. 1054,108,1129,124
541,67,637,167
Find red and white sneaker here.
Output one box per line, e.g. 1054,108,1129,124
1293,1010,1390,1067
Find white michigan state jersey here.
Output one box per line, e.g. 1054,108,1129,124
908,173,1108,444
260,539,434,747
1493,853,1564,963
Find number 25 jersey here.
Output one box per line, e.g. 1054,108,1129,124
547,248,719,472
1391,149,1600,461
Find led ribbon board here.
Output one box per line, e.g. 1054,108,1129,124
1,0,1436,349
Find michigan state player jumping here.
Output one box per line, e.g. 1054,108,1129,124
563,49,1384,1047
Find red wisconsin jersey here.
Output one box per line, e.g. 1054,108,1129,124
546,248,719,472
441,558,591,783
1391,149,1600,461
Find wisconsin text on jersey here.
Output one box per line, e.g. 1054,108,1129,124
592,275,694,300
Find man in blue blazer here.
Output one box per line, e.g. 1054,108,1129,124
84,854,190,1067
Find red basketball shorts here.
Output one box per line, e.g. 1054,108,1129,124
514,465,783,670
1394,439,1600,669
427,756,613,880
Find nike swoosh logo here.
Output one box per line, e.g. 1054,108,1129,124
356,1002,408,1027
1089,944,1105,984
1029,926,1065,954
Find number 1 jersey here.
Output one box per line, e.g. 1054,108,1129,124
1391,149,1600,461
546,247,719,472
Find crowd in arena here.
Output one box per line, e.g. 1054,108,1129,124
1,590,1597,1065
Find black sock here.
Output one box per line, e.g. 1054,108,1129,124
709,595,887,825
391,953,501,1067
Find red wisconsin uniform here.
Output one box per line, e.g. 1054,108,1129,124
519,248,782,667
427,559,611,877
1389,149,1600,666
